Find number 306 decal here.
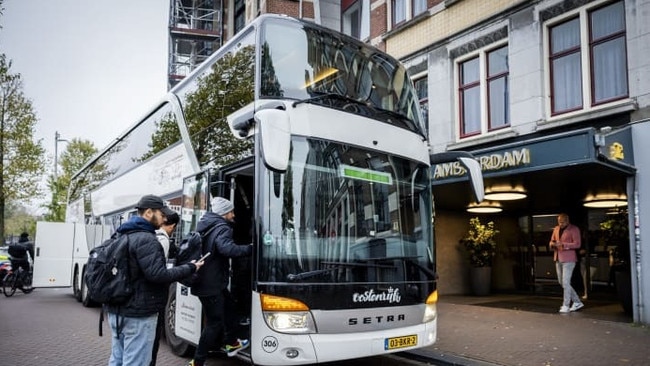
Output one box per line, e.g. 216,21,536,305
262,336,279,353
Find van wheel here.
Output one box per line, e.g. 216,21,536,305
165,282,195,357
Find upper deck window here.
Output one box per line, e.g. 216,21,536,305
260,20,424,136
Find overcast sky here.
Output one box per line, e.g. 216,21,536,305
1,0,169,211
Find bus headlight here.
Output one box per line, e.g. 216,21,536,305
261,294,317,334
264,311,316,333
422,290,438,323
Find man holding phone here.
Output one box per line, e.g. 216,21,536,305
550,213,584,313
187,197,253,366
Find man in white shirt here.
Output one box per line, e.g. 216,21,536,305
150,207,180,366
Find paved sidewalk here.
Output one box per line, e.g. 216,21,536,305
405,294,650,366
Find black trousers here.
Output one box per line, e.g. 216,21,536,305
193,289,241,362
149,310,164,366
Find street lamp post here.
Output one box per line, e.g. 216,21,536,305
54,131,68,180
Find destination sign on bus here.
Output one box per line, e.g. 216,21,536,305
340,164,392,185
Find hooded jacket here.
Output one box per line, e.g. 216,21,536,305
106,216,195,317
191,212,252,297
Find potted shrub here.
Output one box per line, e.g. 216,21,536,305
460,217,499,295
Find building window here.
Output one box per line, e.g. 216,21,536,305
343,1,361,39
457,45,510,138
413,76,428,132
391,0,427,27
547,1,627,116
393,0,407,25
488,46,509,130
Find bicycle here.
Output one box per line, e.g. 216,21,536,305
2,262,34,297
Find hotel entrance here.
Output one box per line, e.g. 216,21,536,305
431,127,635,319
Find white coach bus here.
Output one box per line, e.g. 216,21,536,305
34,14,483,365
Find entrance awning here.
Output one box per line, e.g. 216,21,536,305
431,127,635,212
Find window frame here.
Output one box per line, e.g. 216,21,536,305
544,0,628,117
390,0,427,28
343,1,362,39
455,42,510,140
412,73,429,134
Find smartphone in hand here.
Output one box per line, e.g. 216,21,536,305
198,252,211,262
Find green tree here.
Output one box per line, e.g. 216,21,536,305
184,45,255,167
0,54,46,242
43,139,98,222
4,201,36,241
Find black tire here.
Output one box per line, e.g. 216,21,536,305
73,267,82,301
20,272,34,294
165,282,195,357
3,273,17,297
81,272,97,307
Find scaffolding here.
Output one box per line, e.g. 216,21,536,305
168,0,223,89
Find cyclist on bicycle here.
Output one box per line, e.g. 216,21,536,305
8,232,34,273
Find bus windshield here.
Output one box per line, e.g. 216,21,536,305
258,137,433,284
260,20,425,136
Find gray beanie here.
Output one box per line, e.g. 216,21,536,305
211,197,234,216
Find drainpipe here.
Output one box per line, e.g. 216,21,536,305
633,187,644,323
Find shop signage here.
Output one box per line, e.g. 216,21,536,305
431,127,635,184
433,148,531,179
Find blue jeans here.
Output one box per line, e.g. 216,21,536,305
555,261,581,307
108,312,157,366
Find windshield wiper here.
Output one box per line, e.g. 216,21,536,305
292,92,371,109
286,261,395,282
364,256,437,280
373,108,427,140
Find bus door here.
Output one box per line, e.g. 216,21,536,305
173,172,211,345
210,163,255,338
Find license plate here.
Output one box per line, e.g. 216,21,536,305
384,334,418,350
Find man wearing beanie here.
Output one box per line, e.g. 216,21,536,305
188,196,253,366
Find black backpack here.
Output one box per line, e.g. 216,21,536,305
84,233,134,306
8,243,27,258
175,225,218,287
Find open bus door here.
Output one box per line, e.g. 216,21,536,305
165,171,210,356
165,164,255,357
32,221,75,288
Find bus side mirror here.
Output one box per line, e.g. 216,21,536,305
256,109,291,173
458,156,484,202
430,152,484,202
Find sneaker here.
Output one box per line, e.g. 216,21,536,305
570,302,584,312
224,338,250,357
559,305,570,313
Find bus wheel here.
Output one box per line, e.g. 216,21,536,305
81,273,96,307
165,282,195,357
73,267,82,302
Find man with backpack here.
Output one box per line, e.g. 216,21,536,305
106,195,205,366
8,232,34,273
187,197,252,366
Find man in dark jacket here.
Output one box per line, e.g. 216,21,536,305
9,232,34,273
188,197,252,366
107,195,205,366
